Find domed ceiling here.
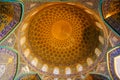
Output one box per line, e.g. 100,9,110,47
0,0,120,80
18,2,107,78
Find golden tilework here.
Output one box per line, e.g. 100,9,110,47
101,0,120,36
18,74,41,80
0,0,120,80
27,3,100,66
18,2,108,78
0,3,14,32
0,2,23,42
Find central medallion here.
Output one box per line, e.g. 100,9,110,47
18,2,107,77
52,20,72,40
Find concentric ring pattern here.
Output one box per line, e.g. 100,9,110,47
28,3,100,66
18,2,107,77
